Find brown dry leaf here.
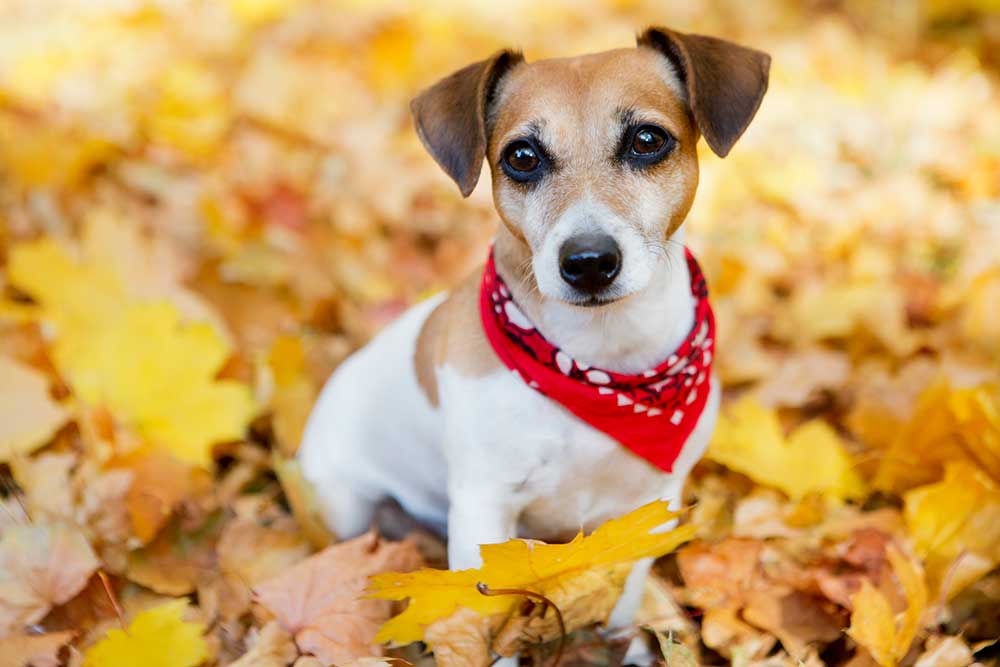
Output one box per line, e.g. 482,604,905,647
753,347,850,408
126,512,225,596
0,523,99,634
227,621,299,667
254,532,423,666
423,607,493,667
676,538,765,609
0,630,75,667
700,606,775,660
122,453,211,544
741,591,844,659
636,573,698,641
218,516,311,586
0,356,68,463
10,451,77,523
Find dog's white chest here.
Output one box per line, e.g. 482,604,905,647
438,363,718,540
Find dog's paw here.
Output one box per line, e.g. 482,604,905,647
621,634,656,667
493,656,519,667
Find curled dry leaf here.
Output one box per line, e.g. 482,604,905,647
0,522,99,635
254,531,423,666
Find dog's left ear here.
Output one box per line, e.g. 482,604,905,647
638,27,770,157
411,50,524,197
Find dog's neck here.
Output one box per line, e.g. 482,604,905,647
493,228,696,375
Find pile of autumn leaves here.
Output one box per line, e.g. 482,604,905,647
1,1,1000,666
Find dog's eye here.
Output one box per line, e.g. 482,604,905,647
504,142,540,173
622,125,676,167
632,127,666,155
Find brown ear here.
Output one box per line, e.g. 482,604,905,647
638,27,770,157
411,50,524,197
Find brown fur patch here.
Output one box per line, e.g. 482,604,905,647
413,270,504,406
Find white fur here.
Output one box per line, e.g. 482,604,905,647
298,233,719,655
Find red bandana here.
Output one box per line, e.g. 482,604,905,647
479,248,715,473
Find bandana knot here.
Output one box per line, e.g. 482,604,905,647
479,247,715,472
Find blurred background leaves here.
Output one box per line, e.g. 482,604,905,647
0,0,999,665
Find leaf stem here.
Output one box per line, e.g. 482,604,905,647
477,582,567,667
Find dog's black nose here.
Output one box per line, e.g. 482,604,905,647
559,234,622,292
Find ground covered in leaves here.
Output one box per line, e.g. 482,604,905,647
1,1,999,666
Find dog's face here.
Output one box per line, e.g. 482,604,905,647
486,49,700,306
412,28,770,306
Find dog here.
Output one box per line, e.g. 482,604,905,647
300,26,769,660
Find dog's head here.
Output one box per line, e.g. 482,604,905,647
412,27,770,307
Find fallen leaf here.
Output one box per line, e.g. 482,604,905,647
83,599,209,667
753,347,850,408
653,629,700,667
0,523,99,634
227,620,299,667
10,451,77,523
254,532,423,665
423,608,493,667
126,511,225,596
904,461,1000,599
847,546,927,667
370,501,694,646
272,455,335,549
0,356,68,463
266,335,317,457
913,635,973,667
876,382,1000,493
217,516,310,586
708,398,866,501
0,630,75,667
9,223,256,468
122,453,209,543
66,302,256,468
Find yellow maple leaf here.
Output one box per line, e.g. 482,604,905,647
83,599,208,667
904,461,1000,599
8,216,255,468
69,302,255,467
369,500,695,645
0,356,68,463
847,546,927,667
707,398,866,501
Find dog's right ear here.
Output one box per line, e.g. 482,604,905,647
411,50,524,197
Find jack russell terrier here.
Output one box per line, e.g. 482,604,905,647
300,26,770,660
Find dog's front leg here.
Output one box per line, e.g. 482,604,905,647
446,486,521,570
606,480,685,665
446,487,522,667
